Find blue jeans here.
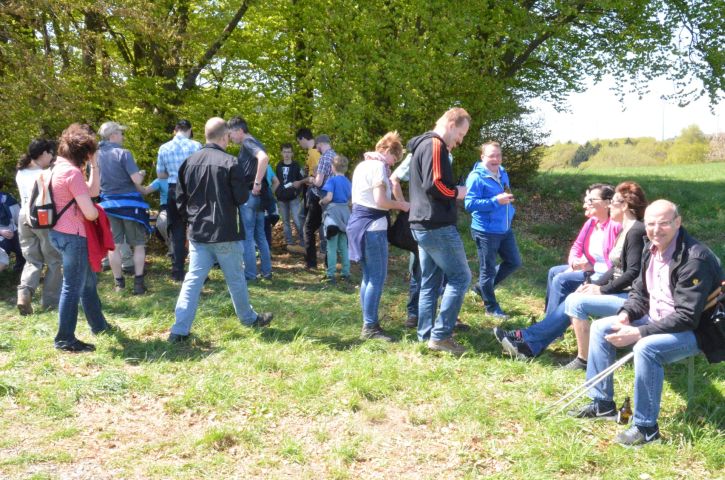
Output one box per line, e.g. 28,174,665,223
279,198,304,246
171,240,258,335
326,232,350,278
564,292,628,320
360,230,388,327
406,251,421,318
412,226,472,341
471,228,522,313
587,316,700,427
49,231,108,344
544,265,600,317
240,195,272,280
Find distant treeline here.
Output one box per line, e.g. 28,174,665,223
539,125,724,169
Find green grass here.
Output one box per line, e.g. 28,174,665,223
0,163,723,478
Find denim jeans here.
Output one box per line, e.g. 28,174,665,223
587,316,700,427
240,195,272,280
521,291,629,356
49,230,108,344
412,226,471,341
406,251,421,318
360,230,388,327
326,232,350,278
564,292,628,320
544,265,601,317
470,228,522,313
279,198,304,246
171,240,258,335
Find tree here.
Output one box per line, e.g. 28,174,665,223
0,0,723,187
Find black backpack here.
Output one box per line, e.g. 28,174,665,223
27,170,76,229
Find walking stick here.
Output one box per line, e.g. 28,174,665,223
537,351,634,418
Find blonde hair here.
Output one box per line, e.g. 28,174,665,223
437,107,471,128
375,131,403,161
480,141,501,154
332,154,349,174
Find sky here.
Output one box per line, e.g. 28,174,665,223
531,75,724,145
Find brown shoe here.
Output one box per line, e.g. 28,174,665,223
404,315,418,328
427,338,467,356
17,289,33,316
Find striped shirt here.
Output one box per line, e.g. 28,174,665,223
156,134,202,184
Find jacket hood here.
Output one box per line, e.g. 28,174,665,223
407,132,443,154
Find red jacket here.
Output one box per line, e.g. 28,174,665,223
84,205,115,272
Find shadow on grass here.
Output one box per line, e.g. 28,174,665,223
668,356,725,434
104,326,218,363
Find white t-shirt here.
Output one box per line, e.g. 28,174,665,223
352,157,391,231
15,167,45,216
588,226,609,273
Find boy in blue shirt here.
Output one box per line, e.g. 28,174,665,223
320,155,352,283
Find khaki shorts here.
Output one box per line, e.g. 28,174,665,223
108,216,147,246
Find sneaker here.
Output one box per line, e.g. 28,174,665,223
17,289,33,316
114,277,125,292
360,324,393,342
167,332,190,344
427,337,467,356
55,339,96,353
562,357,588,371
485,308,509,320
615,424,661,447
404,315,418,328
251,312,273,328
492,327,520,346
567,401,617,420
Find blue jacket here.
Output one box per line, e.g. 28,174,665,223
464,163,515,234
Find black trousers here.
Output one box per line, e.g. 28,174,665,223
303,191,323,268
167,184,187,275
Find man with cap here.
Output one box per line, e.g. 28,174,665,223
156,119,202,282
303,134,335,270
97,121,151,295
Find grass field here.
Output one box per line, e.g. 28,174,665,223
0,163,723,479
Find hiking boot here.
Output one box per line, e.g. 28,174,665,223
428,337,467,356
167,332,190,344
251,312,274,328
562,357,588,371
567,400,617,420
114,277,126,292
615,424,661,447
133,275,147,295
360,324,393,342
17,289,33,316
404,315,418,328
55,339,96,353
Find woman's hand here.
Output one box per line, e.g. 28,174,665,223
397,201,410,212
576,283,601,295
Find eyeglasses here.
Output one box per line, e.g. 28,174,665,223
645,218,678,229
583,198,605,205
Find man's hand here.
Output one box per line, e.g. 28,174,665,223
252,183,262,196
0,229,14,240
496,193,515,205
456,186,467,200
605,324,641,347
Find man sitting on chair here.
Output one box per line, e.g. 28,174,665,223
569,199,723,446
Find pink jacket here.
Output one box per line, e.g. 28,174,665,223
568,217,622,270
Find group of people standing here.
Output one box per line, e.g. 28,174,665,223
3,107,722,448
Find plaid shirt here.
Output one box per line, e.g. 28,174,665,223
311,148,335,197
156,134,202,184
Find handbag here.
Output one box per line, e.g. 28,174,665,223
387,211,417,253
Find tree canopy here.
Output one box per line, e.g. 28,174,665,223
1,0,722,186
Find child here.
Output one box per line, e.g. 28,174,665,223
320,155,352,283
141,174,169,249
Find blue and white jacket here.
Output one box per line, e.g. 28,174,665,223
464,163,515,234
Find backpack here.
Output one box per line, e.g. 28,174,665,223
27,170,76,229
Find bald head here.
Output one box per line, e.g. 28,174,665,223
205,117,229,145
644,199,681,251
